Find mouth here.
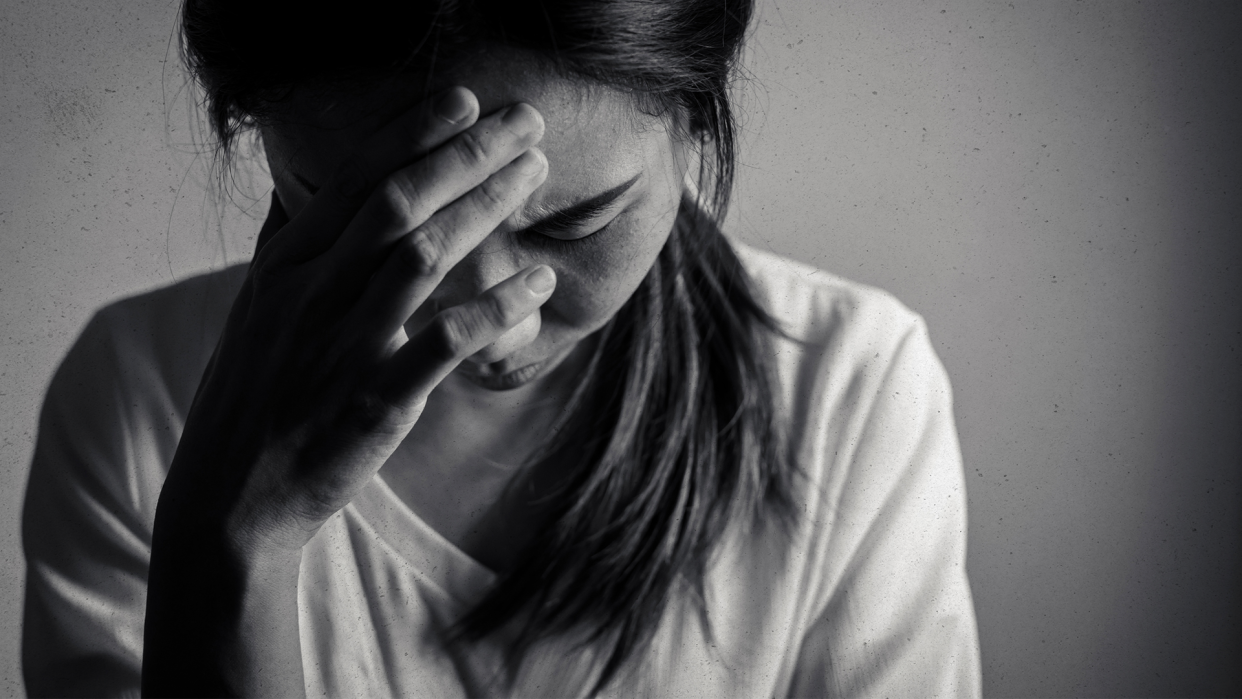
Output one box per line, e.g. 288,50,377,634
454,357,551,391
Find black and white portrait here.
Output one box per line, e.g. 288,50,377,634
1,1,1238,696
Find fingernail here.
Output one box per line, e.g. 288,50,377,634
436,88,473,124
525,266,555,294
514,148,547,176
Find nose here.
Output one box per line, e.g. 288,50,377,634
432,232,522,305
429,233,543,364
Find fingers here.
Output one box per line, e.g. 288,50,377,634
257,87,481,267
342,147,549,349
325,103,547,280
372,265,558,410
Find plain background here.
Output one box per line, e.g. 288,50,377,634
2,0,1239,696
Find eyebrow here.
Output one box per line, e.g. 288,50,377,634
291,170,641,235
522,172,641,236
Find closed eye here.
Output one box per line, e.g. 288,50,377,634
521,172,641,241
291,168,639,242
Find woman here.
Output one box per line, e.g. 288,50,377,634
22,0,982,696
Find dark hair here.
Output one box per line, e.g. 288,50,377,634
181,0,796,692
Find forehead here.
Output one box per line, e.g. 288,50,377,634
274,49,676,207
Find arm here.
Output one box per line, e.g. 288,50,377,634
142,517,303,697
22,314,150,698
787,321,982,698
141,89,552,697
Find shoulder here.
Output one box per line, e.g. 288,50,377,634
727,242,975,655
54,262,245,394
67,262,248,419
38,265,247,505
85,264,247,368
23,266,248,693
75,264,247,396
730,240,943,420
730,238,961,552
731,239,925,357
730,237,955,457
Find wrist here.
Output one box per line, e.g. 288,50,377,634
144,505,305,697
153,459,316,565
151,502,304,579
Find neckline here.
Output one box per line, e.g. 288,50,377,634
350,473,498,607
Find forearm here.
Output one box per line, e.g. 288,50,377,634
142,515,305,698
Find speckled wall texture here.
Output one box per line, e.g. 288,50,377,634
2,1,1239,696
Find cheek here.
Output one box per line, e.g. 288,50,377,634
541,201,679,335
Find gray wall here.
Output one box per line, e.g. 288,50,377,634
2,1,1239,696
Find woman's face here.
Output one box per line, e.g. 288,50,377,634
261,51,691,393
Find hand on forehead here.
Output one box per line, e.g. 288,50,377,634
269,48,675,217
447,61,660,225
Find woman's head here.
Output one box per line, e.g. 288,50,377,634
182,0,753,391
182,0,750,218
260,55,693,390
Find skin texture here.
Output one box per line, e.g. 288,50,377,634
141,47,693,697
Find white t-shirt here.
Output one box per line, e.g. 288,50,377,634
22,242,982,698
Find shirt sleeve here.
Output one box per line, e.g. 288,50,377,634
785,319,982,698
22,311,157,698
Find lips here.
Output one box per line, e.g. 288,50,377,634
455,357,549,391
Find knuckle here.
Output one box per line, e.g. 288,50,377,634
454,129,491,166
399,224,448,276
427,311,474,360
362,187,401,230
477,291,513,329
473,177,511,211
373,179,421,228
